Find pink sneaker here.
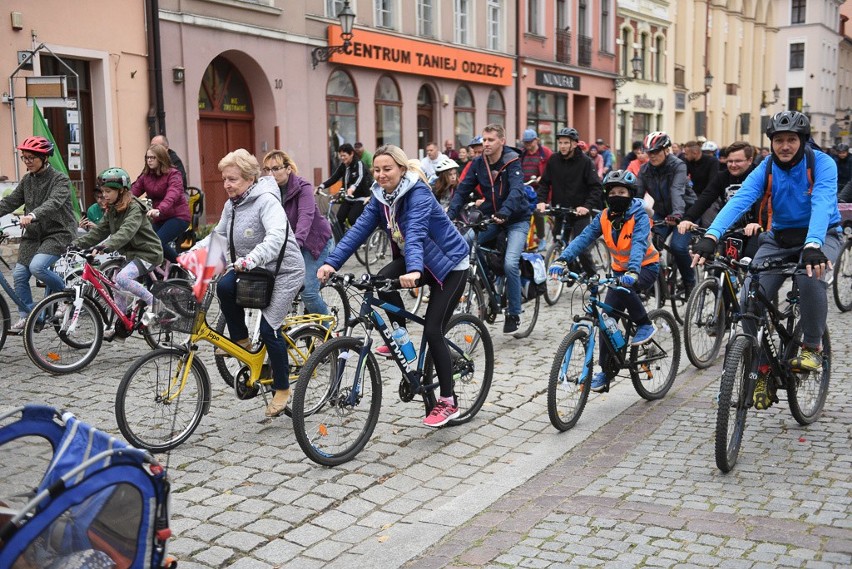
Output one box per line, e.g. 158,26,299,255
423,400,460,428
375,345,392,357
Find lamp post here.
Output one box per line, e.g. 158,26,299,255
687,70,713,101
759,84,780,149
311,1,356,69
614,52,643,88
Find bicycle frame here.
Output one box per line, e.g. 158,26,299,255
568,279,634,378
75,261,139,332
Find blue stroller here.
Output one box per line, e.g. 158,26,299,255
0,405,175,569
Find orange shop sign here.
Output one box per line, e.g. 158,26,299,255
327,25,513,87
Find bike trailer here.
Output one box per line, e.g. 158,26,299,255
0,405,175,569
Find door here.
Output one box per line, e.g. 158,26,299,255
197,118,253,224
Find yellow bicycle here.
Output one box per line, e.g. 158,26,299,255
114,281,334,452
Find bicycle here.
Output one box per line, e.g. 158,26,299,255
547,270,680,432
645,227,703,324
832,225,852,311
290,274,494,466
715,260,831,473
317,189,388,273
22,249,191,374
114,280,335,452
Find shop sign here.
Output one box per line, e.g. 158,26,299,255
327,25,512,86
534,70,581,91
634,95,656,109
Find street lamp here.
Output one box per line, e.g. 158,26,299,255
687,70,714,101
761,84,780,108
311,1,356,69
615,52,643,88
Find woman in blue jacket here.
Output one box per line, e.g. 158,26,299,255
318,144,470,428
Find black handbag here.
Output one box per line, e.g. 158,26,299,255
229,212,288,309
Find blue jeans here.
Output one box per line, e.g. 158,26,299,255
301,239,333,315
13,253,63,317
477,218,530,316
217,271,290,391
652,217,695,287
153,217,190,263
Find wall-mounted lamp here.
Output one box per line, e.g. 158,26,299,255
687,70,714,101
172,66,185,84
760,84,780,108
615,52,643,88
311,0,356,69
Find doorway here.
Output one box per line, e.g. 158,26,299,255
417,85,435,159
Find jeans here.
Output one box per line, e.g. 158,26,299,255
301,239,333,315
477,218,530,316
217,271,290,390
600,265,658,363
153,217,190,263
13,253,63,317
652,217,695,286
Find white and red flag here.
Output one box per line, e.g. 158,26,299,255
178,232,228,300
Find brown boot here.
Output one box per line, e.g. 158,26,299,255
265,389,291,418
215,337,252,357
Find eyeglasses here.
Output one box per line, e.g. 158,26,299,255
262,165,287,173
20,155,40,163
727,159,749,165
145,155,157,160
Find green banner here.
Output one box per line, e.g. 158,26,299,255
32,100,81,220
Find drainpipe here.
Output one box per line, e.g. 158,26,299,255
146,0,167,137
515,0,522,140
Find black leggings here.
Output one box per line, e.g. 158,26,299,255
337,200,365,229
377,257,467,398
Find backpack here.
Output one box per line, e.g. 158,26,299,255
758,145,816,229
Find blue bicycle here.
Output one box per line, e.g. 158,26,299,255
547,271,681,431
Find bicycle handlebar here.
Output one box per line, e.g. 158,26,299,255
330,273,420,291
555,270,631,294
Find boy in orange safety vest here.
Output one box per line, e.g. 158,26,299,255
549,169,660,392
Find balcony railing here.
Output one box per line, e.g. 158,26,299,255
578,35,592,67
556,29,572,65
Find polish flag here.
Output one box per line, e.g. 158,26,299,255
178,232,228,300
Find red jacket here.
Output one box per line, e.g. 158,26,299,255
131,167,191,223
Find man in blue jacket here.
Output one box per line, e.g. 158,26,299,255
448,124,529,334
692,111,841,410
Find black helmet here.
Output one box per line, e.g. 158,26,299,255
765,111,811,139
602,170,638,197
643,131,671,153
556,127,580,141
836,143,850,152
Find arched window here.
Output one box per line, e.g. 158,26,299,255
375,76,402,148
486,89,505,127
655,35,665,83
454,86,475,150
326,69,358,172
640,33,649,80
620,27,631,77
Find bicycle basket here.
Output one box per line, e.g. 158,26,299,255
150,281,205,334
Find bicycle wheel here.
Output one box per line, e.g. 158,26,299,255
423,313,494,425
513,293,540,339
547,329,592,431
630,309,680,400
24,291,104,374
639,275,664,310
115,348,210,452
543,241,565,305
280,324,334,417
784,325,830,425
832,239,852,311
683,278,727,369
715,336,755,473
142,278,193,349
0,295,8,351
457,277,487,321
291,336,383,466
213,311,263,387
665,261,686,324
589,238,611,275
363,228,390,274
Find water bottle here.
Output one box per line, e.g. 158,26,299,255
391,323,417,362
600,312,626,350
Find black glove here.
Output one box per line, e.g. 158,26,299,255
665,214,682,225
801,246,828,268
692,236,717,262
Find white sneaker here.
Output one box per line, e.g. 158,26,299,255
9,317,27,334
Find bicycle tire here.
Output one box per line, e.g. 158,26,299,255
684,278,727,369
513,292,540,339
423,313,494,426
281,324,335,418
296,281,353,332
547,329,592,431
543,241,565,305
630,309,680,400
590,238,611,275
784,325,831,425
832,239,852,312
364,228,391,274
291,336,383,466
24,291,104,374
142,278,193,350
665,261,687,325
715,335,755,473
0,295,8,351
458,277,488,321
115,348,210,452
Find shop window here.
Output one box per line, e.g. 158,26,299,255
527,89,567,149
375,75,402,148
326,69,359,172
487,89,505,127
454,86,475,151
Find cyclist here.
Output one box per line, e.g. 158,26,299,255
536,127,604,276
520,129,552,250
317,143,372,231
692,111,842,409
635,131,697,297
430,156,460,210
317,145,469,427
834,143,851,192
448,123,529,334
0,136,77,333
549,169,660,392
71,168,164,338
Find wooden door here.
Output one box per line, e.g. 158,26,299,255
198,119,228,224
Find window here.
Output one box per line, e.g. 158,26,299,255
375,0,394,29
640,33,649,80
326,70,359,172
326,0,345,18
375,76,402,147
417,85,435,153
621,28,631,76
791,0,806,24
527,0,541,35
790,43,805,69
417,0,434,37
655,36,665,82
487,0,502,51
454,86,475,150
788,87,803,112
556,0,570,30
600,0,611,53
455,0,471,44
578,0,587,37
527,89,567,149
487,89,505,127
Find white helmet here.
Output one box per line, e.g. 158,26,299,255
434,157,460,173
701,140,719,152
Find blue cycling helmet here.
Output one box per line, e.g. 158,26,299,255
468,135,484,146
602,169,638,197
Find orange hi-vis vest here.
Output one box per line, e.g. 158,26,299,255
600,213,660,272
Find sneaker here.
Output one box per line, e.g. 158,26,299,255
9,317,27,334
590,372,608,393
375,344,392,357
503,314,521,335
752,365,775,410
788,348,822,372
103,326,126,343
423,399,460,428
631,324,657,346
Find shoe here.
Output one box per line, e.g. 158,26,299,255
503,314,521,335
752,365,776,410
103,326,126,343
423,399,460,427
375,345,392,357
265,389,291,417
631,324,657,346
215,337,252,357
788,348,822,372
683,282,696,300
9,317,27,334
590,372,608,393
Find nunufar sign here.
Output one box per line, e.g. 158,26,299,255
327,25,513,87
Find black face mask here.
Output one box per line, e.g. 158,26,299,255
606,196,632,214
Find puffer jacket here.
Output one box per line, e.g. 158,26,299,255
448,146,528,223
131,168,191,223
636,153,695,218
279,173,332,260
73,197,163,266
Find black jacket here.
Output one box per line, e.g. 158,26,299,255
836,156,852,191
321,160,373,198
686,154,719,197
685,164,760,225
448,146,528,223
636,153,695,217
536,150,603,210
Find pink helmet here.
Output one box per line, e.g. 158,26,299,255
17,136,54,157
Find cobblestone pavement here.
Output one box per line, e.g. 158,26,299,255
1,252,849,568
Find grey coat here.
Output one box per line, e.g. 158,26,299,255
0,164,77,265
196,176,304,328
